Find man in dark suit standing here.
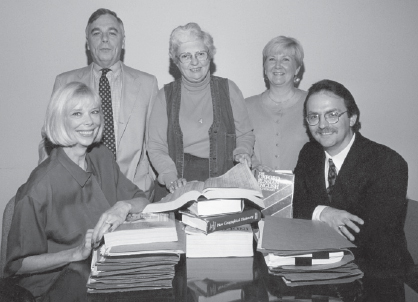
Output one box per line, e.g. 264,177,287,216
293,79,413,270
39,8,158,200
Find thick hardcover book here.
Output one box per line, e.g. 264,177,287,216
143,163,263,213
188,198,244,217
180,207,261,234
185,224,254,258
255,170,294,218
104,212,177,247
103,220,186,256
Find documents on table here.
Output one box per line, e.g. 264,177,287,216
257,217,363,286
260,216,356,252
87,217,184,293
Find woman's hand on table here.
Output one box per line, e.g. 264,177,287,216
92,201,132,247
167,178,187,193
234,153,252,167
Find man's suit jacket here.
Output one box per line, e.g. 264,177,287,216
39,63,158,199
293,133,413,269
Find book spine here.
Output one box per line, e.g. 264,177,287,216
205,209,261,234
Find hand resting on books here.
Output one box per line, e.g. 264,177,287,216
167,178,187,193
320,207,364,241
92,199,149,247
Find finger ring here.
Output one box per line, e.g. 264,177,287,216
105,221,112,225
338,225,344,230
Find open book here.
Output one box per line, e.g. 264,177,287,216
143,163,263,213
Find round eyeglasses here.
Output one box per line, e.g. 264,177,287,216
306,111,348,126
177,51,209,64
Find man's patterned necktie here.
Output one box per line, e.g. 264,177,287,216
327,158,337,201
99,68,116,157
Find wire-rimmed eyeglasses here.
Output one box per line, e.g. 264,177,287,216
306,111,348,126
177,51,209,64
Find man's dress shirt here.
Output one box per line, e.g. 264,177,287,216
293,133,413,270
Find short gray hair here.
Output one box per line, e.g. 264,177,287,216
44,82,103,147
262,36,304,69
85,8,125,37
169,22,216,64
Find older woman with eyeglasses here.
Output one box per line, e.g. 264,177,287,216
246,36,309,172
5,82,149,298
148,22,254,200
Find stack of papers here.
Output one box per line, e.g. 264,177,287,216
185,224,253,258
87,219,185,293
257,217,363,286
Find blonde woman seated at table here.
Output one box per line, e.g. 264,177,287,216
246,36,309,172
5,82,149,299
148,23,254,200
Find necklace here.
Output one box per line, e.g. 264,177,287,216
190,97,206,124
181,75,211,124
267,90,296,106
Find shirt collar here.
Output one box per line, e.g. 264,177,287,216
56,147,92,187
92,61,122,78
325,133,356,171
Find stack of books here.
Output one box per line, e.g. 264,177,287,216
257,216,363,286
180,196,261,258
87,212,185,293
140,164,267,258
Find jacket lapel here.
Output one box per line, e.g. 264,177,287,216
117,63,141,145
332,133,365,207
77,64,95,87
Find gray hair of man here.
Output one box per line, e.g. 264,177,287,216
44,82,103,147
169,22,216,64
262,36,304,69
85,8,125,36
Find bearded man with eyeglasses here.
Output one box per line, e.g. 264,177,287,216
293,79,413,271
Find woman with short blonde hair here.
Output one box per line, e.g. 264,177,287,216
6,82,149,298
246,36,309,172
